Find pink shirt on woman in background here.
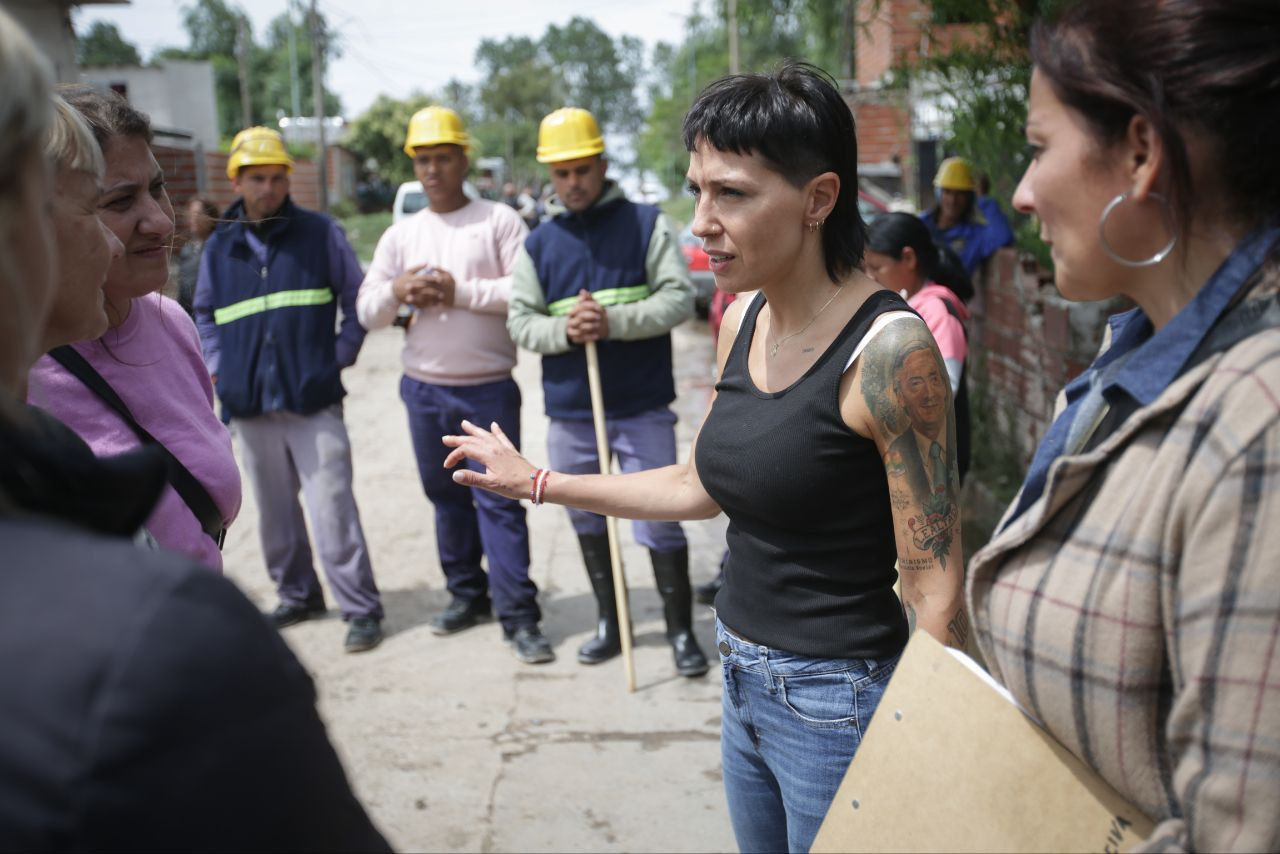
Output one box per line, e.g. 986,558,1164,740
908,282,970,393
27,294,242,570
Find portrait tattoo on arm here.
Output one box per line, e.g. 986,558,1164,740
862,319,961,572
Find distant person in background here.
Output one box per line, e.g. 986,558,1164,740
506,105,706,679
865,212,972,481
357,105,552,665
195,125,384,654
176,196,217,316
920,156,1013,274
500,181,519,210
517,184,540,229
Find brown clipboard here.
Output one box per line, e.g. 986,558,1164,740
812,632,1155,853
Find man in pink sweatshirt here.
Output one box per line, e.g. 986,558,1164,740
357,107,552,665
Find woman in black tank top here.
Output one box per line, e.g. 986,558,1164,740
444,64,967,853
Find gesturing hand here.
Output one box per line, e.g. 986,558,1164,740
442,420,537,501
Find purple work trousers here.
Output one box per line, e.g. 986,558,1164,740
546,406,687,553
234,404,383,619
401,375,540,631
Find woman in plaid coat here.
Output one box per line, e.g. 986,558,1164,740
969,1,1280,851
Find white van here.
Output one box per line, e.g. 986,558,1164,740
392,180,479,224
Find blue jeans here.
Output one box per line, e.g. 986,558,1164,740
717,619,899,853
401,376,539,631
546,407,686,552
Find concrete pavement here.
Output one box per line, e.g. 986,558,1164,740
220,317,735,852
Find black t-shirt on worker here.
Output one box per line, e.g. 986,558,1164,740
695,289,911,661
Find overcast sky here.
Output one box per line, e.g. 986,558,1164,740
72,0,704,118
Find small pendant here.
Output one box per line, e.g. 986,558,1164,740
770,342,779,357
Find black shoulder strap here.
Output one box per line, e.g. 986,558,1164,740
938,294,969,343
47,346,226,547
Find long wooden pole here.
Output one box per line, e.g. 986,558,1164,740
584,340,636,693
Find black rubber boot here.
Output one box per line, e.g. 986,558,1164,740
651,548,710,678
577,533,621,665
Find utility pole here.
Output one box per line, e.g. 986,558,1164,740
727,0,739,74
287,0,302,120
235,15,252,129
309,0,328,213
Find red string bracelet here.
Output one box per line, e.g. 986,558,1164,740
529,469,550,505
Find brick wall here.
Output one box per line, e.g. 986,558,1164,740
856,0,982,87
153,145,340,216
962,247,1125,537
970,248,1119,462
848,96,911,168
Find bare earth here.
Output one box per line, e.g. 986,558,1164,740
220,319,735,852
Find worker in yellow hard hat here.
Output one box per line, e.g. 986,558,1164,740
194,125,386,654
355,106,554,663
504,106,708,679
920,155,1013,273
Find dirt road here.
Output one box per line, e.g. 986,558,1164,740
221,319,735,852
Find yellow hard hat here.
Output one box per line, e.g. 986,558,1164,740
536,107,604,164
226,126,294,180
403,106,470,157
934,157,975,192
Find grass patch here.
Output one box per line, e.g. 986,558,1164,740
338,211,392,267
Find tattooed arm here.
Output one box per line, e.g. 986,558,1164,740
842,313,967,649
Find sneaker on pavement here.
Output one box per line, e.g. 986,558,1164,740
509,625,555,665
430,596,492,636
344,616,383,653
268,600,327,629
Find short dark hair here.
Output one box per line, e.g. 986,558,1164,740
1030,0,1280,237
867,212,973,302
682,61,865,283
56,84,153,151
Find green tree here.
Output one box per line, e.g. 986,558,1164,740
637,0,835,196
76,21,142,67
541,18,640,134
157,0,341,143
897,0,1059,264
343,92,435,187
261,11,341,119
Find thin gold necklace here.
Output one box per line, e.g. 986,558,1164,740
768,286,844,357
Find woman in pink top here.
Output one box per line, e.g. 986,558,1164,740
865,211,973,481
27,88,240,570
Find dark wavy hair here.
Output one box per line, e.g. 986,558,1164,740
56,84,153,150
1031,0,1280,237
866,212,974,302
682,61,865,283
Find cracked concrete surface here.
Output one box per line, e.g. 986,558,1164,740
221,320,735,851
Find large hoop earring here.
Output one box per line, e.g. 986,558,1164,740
1098,191,1178,268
